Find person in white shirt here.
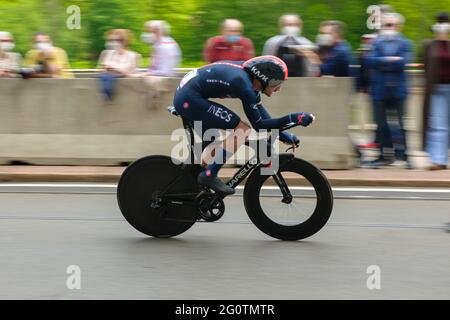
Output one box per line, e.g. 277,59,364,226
0,31,22,77
141,20,181,77
263,14,317,76
98,29,141,101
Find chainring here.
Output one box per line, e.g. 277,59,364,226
197,193,225,222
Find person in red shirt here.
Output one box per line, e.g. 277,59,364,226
203,19,255,63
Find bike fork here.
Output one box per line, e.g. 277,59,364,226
273,172,293,204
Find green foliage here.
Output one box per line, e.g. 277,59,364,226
0,0,448,67
385,0,450,55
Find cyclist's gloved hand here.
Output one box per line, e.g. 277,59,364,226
290,112,315,127
279,132,300,146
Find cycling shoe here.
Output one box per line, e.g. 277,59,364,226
197,174,235,195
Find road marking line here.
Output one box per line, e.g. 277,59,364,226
237,186,450,193
0,183,116,188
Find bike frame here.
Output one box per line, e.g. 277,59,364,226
159,117,297,207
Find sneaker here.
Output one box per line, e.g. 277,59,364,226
429,164,447,171
388,160,414,169
368,157,394,169
197,174,235,195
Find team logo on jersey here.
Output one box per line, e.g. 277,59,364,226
207,105,233,123
250,66,269,83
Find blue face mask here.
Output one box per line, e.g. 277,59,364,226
226,35,241,43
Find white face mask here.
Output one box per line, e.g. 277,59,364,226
34,42,52,51
380,29,398,37
141,32,156,44
106,41,121,50
0,42,15,52
432,23,450,35
316,33,334,46
282,26,301,37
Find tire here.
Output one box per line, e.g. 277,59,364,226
117,155,199,238
243,156,333,241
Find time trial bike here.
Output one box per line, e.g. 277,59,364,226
117,106,333,241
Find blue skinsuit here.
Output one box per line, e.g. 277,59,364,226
173,61,297,143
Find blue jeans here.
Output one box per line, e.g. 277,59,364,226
373,96,408,160
99,72,121,101
426,84,450,165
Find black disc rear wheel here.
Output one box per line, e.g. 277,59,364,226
117,155,199,238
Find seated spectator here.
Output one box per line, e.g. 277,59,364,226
141,20,181,77
97,29,141,101
203,19,254,63
23,32,73,78
0,31,21,77
263,14,316,77
298,20,352,77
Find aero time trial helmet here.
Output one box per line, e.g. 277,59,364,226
243,55,288,89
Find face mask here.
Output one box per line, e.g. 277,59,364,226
316,34,334,47
226,35,241,43
380,29,398,37
34,42,52,51
282,26,301,37
106,41,121,50
141,32,155,44
0,42,15,52
432,23,450,35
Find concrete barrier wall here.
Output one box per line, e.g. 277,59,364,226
0,77,355,168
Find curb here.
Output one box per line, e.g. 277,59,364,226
0,166,449,188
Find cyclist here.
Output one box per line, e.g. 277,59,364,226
173,55,315,195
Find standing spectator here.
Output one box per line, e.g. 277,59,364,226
263,14,316,77
353,34,378,164
0,31,21,77
23,32,73,78
97,29,141,102
367,13,413,168
298,20,352,77
355,34,377,92
203,19,254,63
359,5,398,158
422,12,450,170
141,20,181,77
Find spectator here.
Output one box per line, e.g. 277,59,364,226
355,34,377,92
359,5,398,159
422,12,450,170
263,14,316,77
203,19,254,63
353,34,378,165
23,32,73,78
298,20,352,77
141,20,181,77
367,13,413,168
97,29,141,102
0,31,21,77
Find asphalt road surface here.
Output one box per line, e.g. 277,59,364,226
0,183,448,299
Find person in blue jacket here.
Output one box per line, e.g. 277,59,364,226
297,20,352,77
368,12,413,168
173,56,315,195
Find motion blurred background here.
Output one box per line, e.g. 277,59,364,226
1,0,449,67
